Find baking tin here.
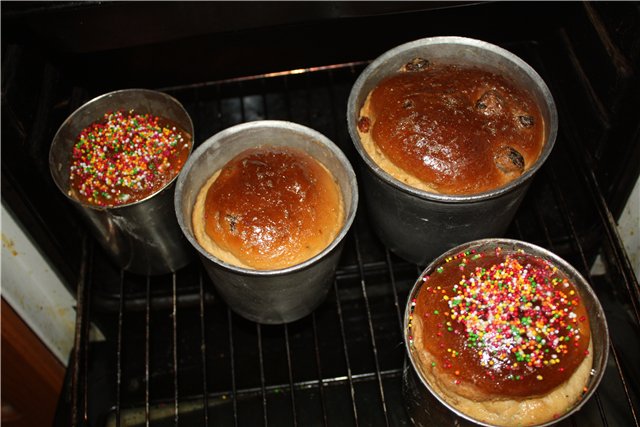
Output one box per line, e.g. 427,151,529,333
174,120,358,324
347,36,558,265
49,89,195,275
402,238,609,426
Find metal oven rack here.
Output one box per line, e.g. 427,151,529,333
59,45,639,427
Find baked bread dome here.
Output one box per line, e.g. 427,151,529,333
407,245,593,426
357,61,545,195
192,146,344,270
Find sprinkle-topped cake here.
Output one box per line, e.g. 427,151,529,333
69,110,192,207
407,245,593,426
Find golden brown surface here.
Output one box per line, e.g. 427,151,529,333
358,62,544,195
408,247,592,426
412,326,593,426
194,146,344,270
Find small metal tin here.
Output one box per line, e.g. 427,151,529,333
49,89,195,275
403,238,609,427
174,121,358,324
347,37,558,265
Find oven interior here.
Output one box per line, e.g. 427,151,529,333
2,2,639,426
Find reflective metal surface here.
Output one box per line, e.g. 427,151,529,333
347,37,559,266
49,89,195,275
175,120,358,324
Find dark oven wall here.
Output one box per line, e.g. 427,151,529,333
2,2,577,87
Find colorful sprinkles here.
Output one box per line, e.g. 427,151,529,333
69,110,191,207
408,247,590,391
449,250,581,373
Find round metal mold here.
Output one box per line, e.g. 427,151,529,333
174,120,359,324
49,88,195,275
402,238,609,427
347,36,559,265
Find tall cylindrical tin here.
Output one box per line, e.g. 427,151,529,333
49,89,195,275
174,120,358,324
403,238,609,427
347,37,558,266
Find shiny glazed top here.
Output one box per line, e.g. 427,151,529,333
359,61,544,194
69,110,192,207
203,146,343,270
410,247,591,397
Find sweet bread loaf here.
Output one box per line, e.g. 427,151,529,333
192,146,344,270
408,246,593,426
357,61,544,195
69,110,192,207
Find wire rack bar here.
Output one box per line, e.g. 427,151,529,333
199,272,210,426
334,279,359,426
353,230,391,426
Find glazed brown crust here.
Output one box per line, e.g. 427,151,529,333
411,321,593,427
412,251,591,398
359,63,544,195
201,146,343,270
408,248,593,426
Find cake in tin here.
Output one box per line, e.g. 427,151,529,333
69,110,192,207
407,243,594,426
357,60,545,195
192,145,344,270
